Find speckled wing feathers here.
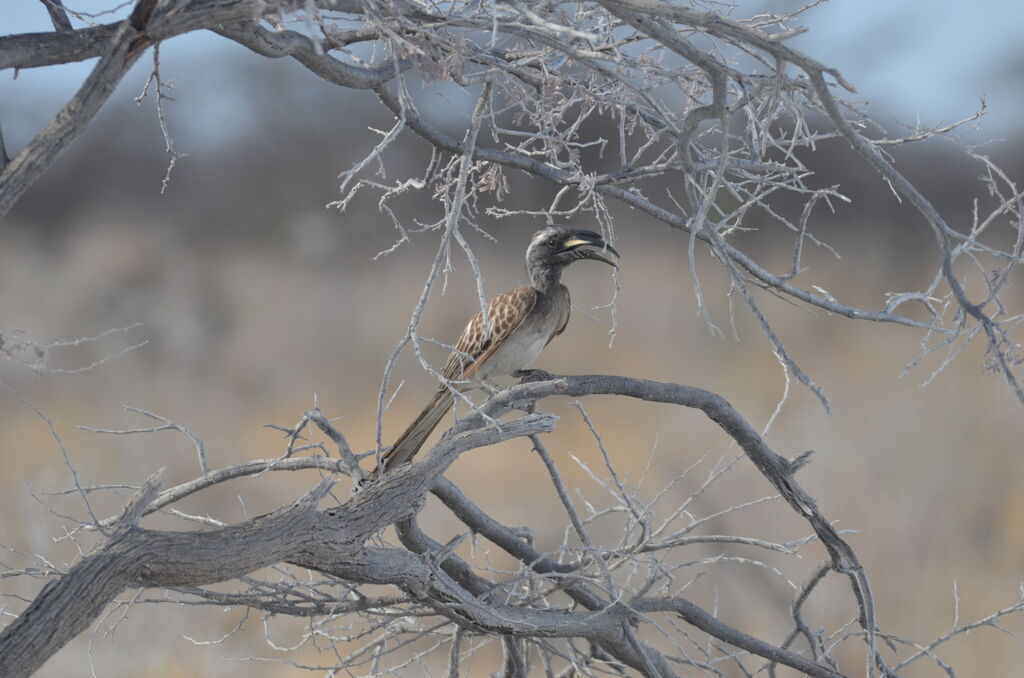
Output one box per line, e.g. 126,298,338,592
443,285,538,381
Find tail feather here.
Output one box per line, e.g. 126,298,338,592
375,388,455,476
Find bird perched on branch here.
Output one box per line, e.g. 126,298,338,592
373,226,619,477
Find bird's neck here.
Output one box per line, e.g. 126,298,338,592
529,266,564,294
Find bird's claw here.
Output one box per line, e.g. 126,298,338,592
513,368,555,383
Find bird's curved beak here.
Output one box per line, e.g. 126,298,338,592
561,229,620,268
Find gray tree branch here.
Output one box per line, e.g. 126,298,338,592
0,373,880,678
0,412,554,677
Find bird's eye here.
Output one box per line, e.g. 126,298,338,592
547,239,558,250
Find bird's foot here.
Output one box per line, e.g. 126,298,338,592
513,368,556,383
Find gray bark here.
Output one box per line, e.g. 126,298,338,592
0,376,865,678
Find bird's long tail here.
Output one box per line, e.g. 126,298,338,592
374,387,455,476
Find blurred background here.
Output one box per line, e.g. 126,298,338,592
2,1,1024,676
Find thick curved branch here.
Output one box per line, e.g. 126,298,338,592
40,0,73,33
0,478,335,678
634,597,844,678
431,478,577,575
0,19,143,220
0,0,266,220
0,1,407,222
427,482,682,676
1,375,871,678
460,375,878,658
344,369,883,676
0,413,553,677
212,22,401,89
0,24,119,70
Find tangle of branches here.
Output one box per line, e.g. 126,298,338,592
2,1,1023,677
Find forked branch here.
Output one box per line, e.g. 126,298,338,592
2,374,991,677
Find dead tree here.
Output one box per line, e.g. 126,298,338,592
2,1,1022,676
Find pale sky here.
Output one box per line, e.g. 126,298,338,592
3,1,1023,144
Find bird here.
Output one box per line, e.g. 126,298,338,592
373,225,619,477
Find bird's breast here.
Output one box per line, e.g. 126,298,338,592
478,287,569,379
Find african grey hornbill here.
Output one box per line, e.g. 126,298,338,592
373,226,619,477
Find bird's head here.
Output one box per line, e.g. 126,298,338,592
525,226,619,289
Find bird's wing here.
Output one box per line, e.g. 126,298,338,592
442,285,538,381
372,285,537,476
